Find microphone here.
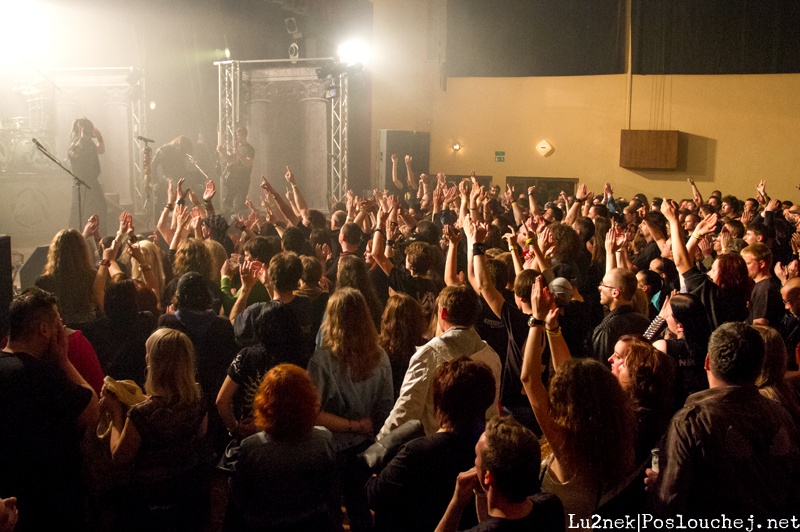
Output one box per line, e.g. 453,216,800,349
137,135,155,143
32,138,43,149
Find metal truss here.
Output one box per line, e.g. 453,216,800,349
131,74,147,216
218,61,240,203
330,72,348,201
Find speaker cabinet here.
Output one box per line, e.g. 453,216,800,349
620,130,679,170
19,246,49,291
376,130,431,195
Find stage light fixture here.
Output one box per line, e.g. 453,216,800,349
337,41,370,66
453,143,462,151
149,101,156,110
225,48,231,59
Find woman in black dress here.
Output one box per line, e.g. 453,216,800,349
68,118,108,236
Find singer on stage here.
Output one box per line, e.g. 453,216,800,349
68,118,108,237
217,127,254,211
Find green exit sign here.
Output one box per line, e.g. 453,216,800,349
495,151,505,156
495,150,505,162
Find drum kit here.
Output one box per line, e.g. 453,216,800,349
0,82,55,174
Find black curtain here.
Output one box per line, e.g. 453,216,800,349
632,0,800,75
445,0,626,77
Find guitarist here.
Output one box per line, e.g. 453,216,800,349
217,127,254,212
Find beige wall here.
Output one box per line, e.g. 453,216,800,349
370,1,800,203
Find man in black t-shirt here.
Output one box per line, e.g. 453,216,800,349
0,289,99,531
436,417,564,532
633,211,668,273
373,225,440,320
218,127,255,211
742,242,785,327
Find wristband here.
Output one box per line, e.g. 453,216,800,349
386,239,395,247
511,202,517,206
525,238,535,245
510,245,519,251
472,243,486,256
374,228,385,236
99,259,111,268
691,232,701,240
546,326,562,337
165,203,175,211
292,184,298,189
176,197,186,206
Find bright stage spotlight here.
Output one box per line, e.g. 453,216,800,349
337,41,370,67
149,101,156,110
0,0,49,64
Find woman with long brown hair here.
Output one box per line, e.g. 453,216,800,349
307,287,393,532
522,277,636,526
36,228,101,328
336,255,383,331
753,325,800,426
378,293,426,400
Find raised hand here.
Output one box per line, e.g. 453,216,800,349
177,178,188,200
83,214,99,239
443,224,462,245
531,275,555,320
284,165,295,185
203,180,216,201
698,236,713,257
660,199,678,221
528,185,538,198
605,228,619,254
604,182,613,198
695,212,718,236
128,239,145,264
687,177,695,185
756,179,767,198
239,259,257,289
501,226,517,248
575,183,588,202
391,153,398,164
458,179,470,198
740,209,755,225
165,179,175,204
404,155,412,166
260,175,274,193
474,221,489,244
718,225,731,251
187,188,200,206
765,199,781,212
443,184,459,206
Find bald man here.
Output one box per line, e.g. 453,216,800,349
780,277,800,372
590,268,650,362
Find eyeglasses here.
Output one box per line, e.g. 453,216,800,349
599,284,617,291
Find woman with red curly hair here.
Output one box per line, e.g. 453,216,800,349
229,364,336,532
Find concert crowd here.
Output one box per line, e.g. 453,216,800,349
1,127,800,532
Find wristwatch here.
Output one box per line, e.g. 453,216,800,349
528,316,545,328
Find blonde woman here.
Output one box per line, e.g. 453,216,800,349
101,328,207,529
131,240,165,308
203,239,227,285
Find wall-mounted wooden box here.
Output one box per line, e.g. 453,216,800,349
620,130,679,170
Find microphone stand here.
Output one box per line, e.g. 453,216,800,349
187,154,212,181
33,140,91,225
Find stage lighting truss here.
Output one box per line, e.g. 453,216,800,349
216,59,348,202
